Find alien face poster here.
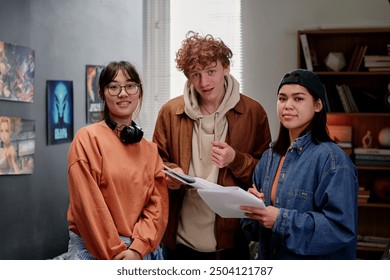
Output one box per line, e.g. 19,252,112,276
47,80,74,145
0,40,35,102
86,65,104,123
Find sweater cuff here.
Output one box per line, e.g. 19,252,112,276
128,238,150,259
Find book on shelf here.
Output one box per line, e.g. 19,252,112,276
355,153,390,161
368,67,390,72
364,55,390,62
347,45,360,71
322,84,331,112
358,188,370,203
364,60,390,68
162,165,265,218
357,235,390,249
335,142,352,148
354,148,390,155
335,84,358,112
335,84,350,112
354,148,390,166
353,45,367,71
299,34,313,71
342,84,359,112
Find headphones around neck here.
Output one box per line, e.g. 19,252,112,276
105,118,144,144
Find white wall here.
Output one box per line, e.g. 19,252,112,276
242,0,390,139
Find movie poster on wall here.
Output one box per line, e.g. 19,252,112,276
0,40,35,102
47,80,74,145
0,115,35,175
86,65,104,123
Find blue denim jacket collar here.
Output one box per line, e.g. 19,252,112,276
289,131,311,155
270,131,312,156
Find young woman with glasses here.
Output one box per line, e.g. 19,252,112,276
66,61,168,260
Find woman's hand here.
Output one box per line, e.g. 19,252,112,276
240,184,279,229
247,184,265,200
241,205,279,229
114,249,142,260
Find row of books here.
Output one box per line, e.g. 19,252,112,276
335,84,359,113
357,235,390,250
299,34,389,73
358,187,370,204
327,125,390,166
347,45,367,71
323,84,385,113
354,148,390,166
364,55,390,72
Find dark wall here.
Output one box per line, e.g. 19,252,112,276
0,0,142,259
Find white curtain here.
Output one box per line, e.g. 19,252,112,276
140,0,170,140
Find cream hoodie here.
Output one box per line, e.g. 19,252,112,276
177,74,240,252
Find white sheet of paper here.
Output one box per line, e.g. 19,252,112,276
163,165,265,218
198,186,265,218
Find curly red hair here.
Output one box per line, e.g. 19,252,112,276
175,31,233,76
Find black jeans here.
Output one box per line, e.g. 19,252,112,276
163,244,250,260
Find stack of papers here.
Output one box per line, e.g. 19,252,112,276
163,165,265,218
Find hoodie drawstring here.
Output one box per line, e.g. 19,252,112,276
198,117,203,160
197,112,219,160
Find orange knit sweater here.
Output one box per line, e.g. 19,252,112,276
67,122,168,259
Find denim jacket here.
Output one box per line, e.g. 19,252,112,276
243,132,358,259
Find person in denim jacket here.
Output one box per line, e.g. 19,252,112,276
241,69,358,259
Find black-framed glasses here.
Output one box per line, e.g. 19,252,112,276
106,83,141,96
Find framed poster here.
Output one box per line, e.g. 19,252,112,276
0,40,35,102
86,65,104,123
0,115,35,175
47,80,74,145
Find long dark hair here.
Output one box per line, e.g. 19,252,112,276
98,61,143,121
272,89,332,155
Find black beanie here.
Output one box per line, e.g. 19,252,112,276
277,69,325,103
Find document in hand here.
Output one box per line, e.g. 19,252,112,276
163,165,265,218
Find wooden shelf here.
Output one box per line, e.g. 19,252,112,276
316,71,390,76
357,245,386,252
298,28,390,260
356,165,390,171
358,202,390,208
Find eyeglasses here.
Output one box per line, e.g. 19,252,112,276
106,83,141,96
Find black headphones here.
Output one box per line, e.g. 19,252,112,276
105,118,144,144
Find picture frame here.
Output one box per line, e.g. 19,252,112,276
0,115,35,175
46,80,74,145
0,40,35,102
86,65,104,123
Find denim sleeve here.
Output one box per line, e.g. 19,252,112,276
273,162,358,256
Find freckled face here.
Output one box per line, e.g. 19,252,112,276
187,60,229,103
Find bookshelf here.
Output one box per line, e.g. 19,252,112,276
297,28,390,259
